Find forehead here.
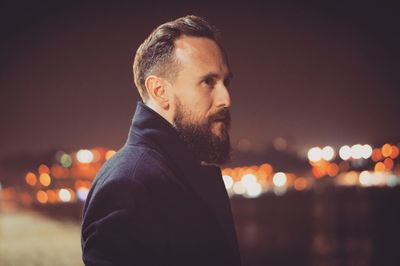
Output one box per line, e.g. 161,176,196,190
174,36,229,74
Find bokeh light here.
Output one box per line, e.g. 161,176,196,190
39,173,51,186
105,150,117,160
60,153,73,168
294,177,307,191
58,188,72,202
38,164,50,174
36,190,48,204
308,147,322,162
361,144,373,159
222,175,234,190
339,145,351,160
381,144,392,158
351,144,363,159
246,182,262,198
233,182,246,195
77,187,89,202
25,172,37,186
322,146,335,161
76,149,94,163
273,172,287,187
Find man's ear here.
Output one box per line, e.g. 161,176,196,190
145,75,169,109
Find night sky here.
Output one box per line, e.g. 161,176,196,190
1,1,399,162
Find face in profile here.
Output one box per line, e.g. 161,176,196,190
170,36,232,164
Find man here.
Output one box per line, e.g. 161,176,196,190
81,15,241,266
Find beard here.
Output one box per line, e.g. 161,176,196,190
173,97,231,165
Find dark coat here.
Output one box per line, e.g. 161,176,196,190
81,101,241,266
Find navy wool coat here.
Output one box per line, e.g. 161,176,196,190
81,101,241,266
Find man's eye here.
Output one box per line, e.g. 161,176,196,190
224,78,231,88
203,78,215,88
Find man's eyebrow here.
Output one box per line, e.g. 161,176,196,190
199,71,233,80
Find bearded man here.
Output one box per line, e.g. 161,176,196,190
81,15,241,266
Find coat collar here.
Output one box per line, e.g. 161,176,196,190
125,101,240,259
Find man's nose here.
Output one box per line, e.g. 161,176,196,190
216,84,231,108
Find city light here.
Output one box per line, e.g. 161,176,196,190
273,137,287,151
322,146,335,161
25,172,37,186
259,163,273,176
241,174,257,187
361,144,373,159
39,173,51,187
339,144,373,160
60,153,73,168
15,140,400,210
339,145,351,160
308,146,336,162
38,164,50,174
36,190,48,204
359,171,372,186
222,175,234,190
91,149,101,162
59,188,72,202
47,190,57,203
105,150,117,160
390,146,399,159
232,182,246,195
51,164,68,178
294,177,307,191
384,158,394,171
307,147,322,162
273,172,287,187
381,144,392,157
374,162,385,172
246,182,262,198
327,163,339,177
371,148,383,162
238,173,263,198
77,187,89,202
351,144,364,159
76,149,94,163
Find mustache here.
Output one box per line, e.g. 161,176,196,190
209,108,231,126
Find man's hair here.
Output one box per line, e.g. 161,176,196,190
133,15,222,102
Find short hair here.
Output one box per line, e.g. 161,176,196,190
133,15,222,102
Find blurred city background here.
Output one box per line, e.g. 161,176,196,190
1,1,399,266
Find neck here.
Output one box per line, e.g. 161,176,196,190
145,100,175,127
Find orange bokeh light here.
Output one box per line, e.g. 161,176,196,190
381,144,392,158
68,189,76,201
327,163,339,177
383,158,394,171
51,164,68,178
371,148,383,162
47,190,58,203
39,173,51,186
222,168,232,176
374,162,386,172
38,164,50,174
390,146,399,159
25,172,37,186
294,177,307,191
36,190,48,204
256,170,267,181
312,166,325,178
259,163,273,176
105,150,116,160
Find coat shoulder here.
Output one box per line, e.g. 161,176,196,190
91,144,174,192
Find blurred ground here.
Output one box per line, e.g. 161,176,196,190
0,201,83,266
